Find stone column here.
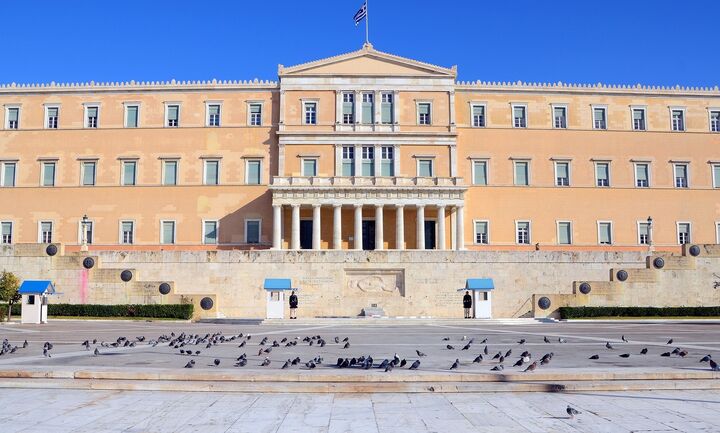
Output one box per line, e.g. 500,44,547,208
450,207,457,250
456,205,465,251
312,204,321,250
395,205,405,250
272,204,282,249
333,204,342,250
354,204,363,250
437,205,446,250
375,205,384,250
291,205,300,250
416,205,425,250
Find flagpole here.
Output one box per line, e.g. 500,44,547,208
365,0,369,44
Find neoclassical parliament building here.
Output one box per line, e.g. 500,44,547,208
1,45,720,319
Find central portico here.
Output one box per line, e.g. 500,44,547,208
271,44,466,251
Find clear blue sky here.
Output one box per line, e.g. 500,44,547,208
2,0,718,87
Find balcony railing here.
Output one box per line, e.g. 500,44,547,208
271,176,465,187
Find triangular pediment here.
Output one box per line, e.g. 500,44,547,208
279,44,456,78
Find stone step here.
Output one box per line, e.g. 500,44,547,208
572,280,619,295
610,267,657,283
646,254,696,270
683,243,720,258
12,243,63,257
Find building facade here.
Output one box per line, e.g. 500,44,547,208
2,44,720,254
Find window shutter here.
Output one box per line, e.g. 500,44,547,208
473,161,487,185
381,103,392,123
1,222,10,236
362,102,373,124
167,106,178,120
87,107,97,117
205,161,218,184
636,165,648,182
597,163,608,181
83,163,95,185
556,163,568,179
123,162,136,185
515,162,528,185
3,163,15,186
600,223,611,244
162,222,175,244
122,222,133,233
204,222,217,243
514,106,524,118
47,107,58,117
558,222,571,244
633,109,643,120
247,161,261,184
126,106,138,127
8,108,18,122
714,165,720,186
43,163,55,186
247,221,259,243
675,165,686,178
164,161,177,185
209,105,220,116
418,104,430,115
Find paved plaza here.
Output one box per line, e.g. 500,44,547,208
2,388,720,433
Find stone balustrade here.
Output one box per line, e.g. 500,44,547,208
271,176,464,188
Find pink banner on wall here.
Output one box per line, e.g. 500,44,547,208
80,269,88,304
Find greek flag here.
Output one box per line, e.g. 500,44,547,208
353,2,367,26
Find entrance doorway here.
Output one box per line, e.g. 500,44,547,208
300,220,313,249
362,221,375,250
424,221,436,249
474,291,492,318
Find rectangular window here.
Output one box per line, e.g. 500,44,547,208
674,164,688,188
125,105,139,128
161,221,175,244
713,164,720,188
361,93,373,124
163,160,178,185
671,109,685,131
553,106,567,129
595,162,610,187
204,160,219,185
207,104,221,127
557,221,572,245
381,93,393,124
85,106,98,128
81,161,96,186
40,221,53,243
121,221,134,244
246,219,261,244
555,162,570,186
513,105,527,128
474,221,489,244
341,146,355,176
6,107,19,129
635,163,650,188
342,93,354,124
249,103,262,126
593,107,607,130
203,221,218,245
472,104,486,127
1,162,16,187
42,162,56,187
166,105,179,127
82,221,94,245
472,160,487,185
711,110,720,132
246,160,261,185
514,161,529,186
638,222,650,245
361,146,374,176
418,159,433,177
516,221,530,245
304,102,317,125
598,222,612,245
677,223,691,245
632,108,646,131
418,103,431,125
122,161,137,186
1,222,12,244
302,159,317,177
46,106,59,129
380,146,394,176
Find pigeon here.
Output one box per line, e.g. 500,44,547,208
567,405,581,419
678,350,688,358
461,343,471,351
543,336,550,343
450,359,460,370
498,356,505,364
281,360,290,369
82,340,90,350
213,359,220,366
260,358,271,367
483,346,489,355
621,335,628,343
605,342,614,350
473,354,483,363
184,361,194,368
238,341,246,348
700,355,712,363
619,353,630,358
334,337,340,343
667,338,674,345
671,347,681,355
93,348,100,356
640,348,648,355
513,358,524,367
384,362,394,373
343,342,350,349
409,360,421,370
540,354,552,365
446,345,455,350
505,349,512,358
491,365,504,371
710,359,720,371
492,352,501,360
416,350,427,357
399,359,407,368
661,352,671,357
523,362,537,372
558,338,567,343
22,340,28,349
442,337,450,341
589,354,599,360
517,339,526,345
